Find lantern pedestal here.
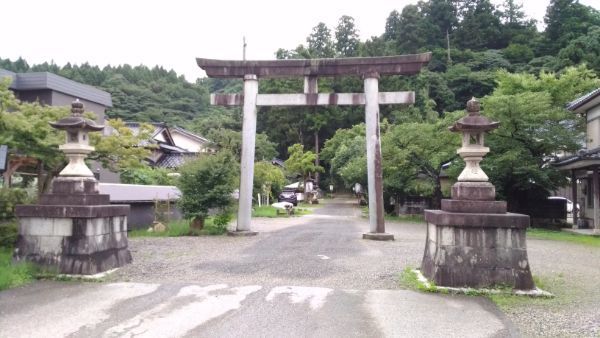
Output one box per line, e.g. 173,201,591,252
421,183,534,290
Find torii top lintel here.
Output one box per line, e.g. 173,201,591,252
196,52,431,78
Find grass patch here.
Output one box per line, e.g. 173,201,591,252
527,228,600,247
361,207,425,223
399,268,554,306
488,275,564,310
0,247,37,291
399,268,438,292
252,205,311,218
129,218,227,237
386,214,425,223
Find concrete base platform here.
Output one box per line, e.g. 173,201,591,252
362,232,395,241
227,230,258,237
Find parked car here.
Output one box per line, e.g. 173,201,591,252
548,196,579,213
278,189,298,206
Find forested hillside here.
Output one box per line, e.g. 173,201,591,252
2,0,599,204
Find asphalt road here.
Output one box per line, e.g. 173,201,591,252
0,198,517,337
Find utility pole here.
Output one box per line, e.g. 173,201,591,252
243,36,247,61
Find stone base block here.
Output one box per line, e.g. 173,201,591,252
227,230,258,237
362,232,395,241
51,177,99,194
420,220,534,290
425,209,529,228
451,182,495,201
441,199,506,214
39,194,110,206
14,209,132,275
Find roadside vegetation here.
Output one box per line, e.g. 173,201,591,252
0,247,37,291
527,228,600,247
252,205,312,218
385,214,426,223
129,217,229,237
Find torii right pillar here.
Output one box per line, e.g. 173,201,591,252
363,72,393,241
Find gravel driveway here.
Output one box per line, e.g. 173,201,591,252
111,197,600,337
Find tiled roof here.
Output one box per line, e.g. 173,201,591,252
566,88,600,111
552,147,600,167
171,126,211,143
155,153,197,168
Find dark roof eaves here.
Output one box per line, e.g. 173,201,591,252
3,71,112,107
567,88,600,112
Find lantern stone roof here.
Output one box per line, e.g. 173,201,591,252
49,99,104,131
449,98,500,132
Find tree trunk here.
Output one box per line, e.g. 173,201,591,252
314,130,320,186
190,216,205,232
37,160,44,197
432,178,443,210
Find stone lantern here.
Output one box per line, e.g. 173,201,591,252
14,100,131,275
451,98,499,182
421,98,535,290
50,99,103,177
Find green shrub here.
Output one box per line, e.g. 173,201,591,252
177,151,239,226
0,248,37,290
0,188,29,220
0,222,18,248
120,167,175,185
212,212,232,227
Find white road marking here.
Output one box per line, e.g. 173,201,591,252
266,286,333,310
103,284,261,338
317,254,330,260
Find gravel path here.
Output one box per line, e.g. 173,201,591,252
505,238,600,337
112,197,600,337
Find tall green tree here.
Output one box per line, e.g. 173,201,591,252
0,79,67,193
557,26,600,72
335,15,360,57
384,10,402,42
454,0,505,50
89,119,154,173
321,124,367,189
284,144,324,190
396,5,427,53
382,113,460,209
307,23,336,58
253,161,286,201
543,0,600,54
482,66,600,209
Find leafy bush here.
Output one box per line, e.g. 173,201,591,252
0,222,18,248
120,167,175,185
253,161,286,200
0,188,29,220
212,212,232,227
177,151,239,227
0,247,37,290
503,44,534,64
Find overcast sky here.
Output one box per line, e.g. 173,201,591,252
2,0,598,81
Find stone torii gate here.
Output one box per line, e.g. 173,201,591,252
197,53,431,239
